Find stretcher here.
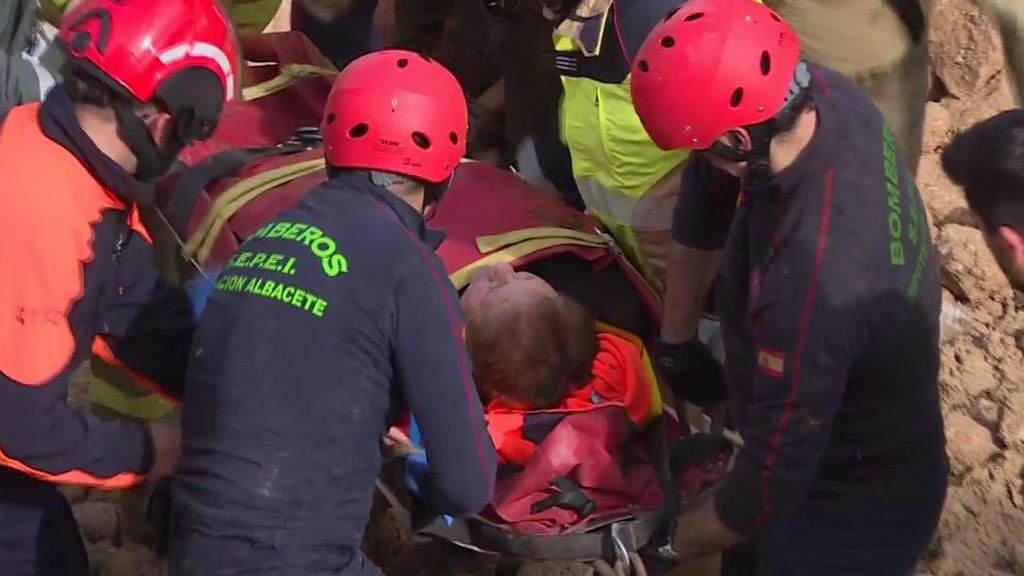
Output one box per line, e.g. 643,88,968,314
125,31,735,576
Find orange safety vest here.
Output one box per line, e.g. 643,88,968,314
0,103,159,489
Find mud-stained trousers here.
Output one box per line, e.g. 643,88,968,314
722,468,947,576
0,469,90,576
168,521,384,576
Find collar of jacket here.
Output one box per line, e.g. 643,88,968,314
38,85,153,206
324,170,447,250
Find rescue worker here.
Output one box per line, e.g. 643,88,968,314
631,0,948,572
764,0,1024,177
941,109,1024,289
535,0,1024,288
0,0,240,573
550,0,692,291
169,49,498,576
393,0,575,203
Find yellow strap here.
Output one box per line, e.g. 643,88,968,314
241,64,338,102
475,226,607,254
87,377,176,421
451,236,607,290
184,158,326,267
185,158,482,267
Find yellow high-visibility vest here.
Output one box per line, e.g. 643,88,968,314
554,5,688,287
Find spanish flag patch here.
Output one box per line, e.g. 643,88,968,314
757,348,786,378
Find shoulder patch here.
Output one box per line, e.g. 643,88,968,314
757,348,786,378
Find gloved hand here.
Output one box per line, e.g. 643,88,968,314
182,269,222,321
654,338,727,408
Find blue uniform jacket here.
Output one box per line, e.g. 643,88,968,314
171,171,497,566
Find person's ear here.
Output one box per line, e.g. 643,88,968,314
996,225,1024,265
718,128,753,153
142,110,175,147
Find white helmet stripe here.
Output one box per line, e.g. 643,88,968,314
157,42,235,101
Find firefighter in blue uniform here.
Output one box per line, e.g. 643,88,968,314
168,49,498,576
633,0,947,573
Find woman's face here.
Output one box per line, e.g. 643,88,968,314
461,263,557,320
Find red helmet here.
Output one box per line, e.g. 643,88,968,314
630,0,801,150
59,0,240,140
322,50,468,184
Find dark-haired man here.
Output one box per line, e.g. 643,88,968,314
942,109,1024,289
632,0,947,571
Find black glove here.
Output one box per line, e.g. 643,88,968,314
654,338,727,408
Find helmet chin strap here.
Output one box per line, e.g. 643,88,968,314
705,121,774,186
422,176,453,218
704,61,813,187
112,102,184,184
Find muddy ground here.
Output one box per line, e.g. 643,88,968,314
68,1,1024,575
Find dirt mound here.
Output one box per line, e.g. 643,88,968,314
919,2,1024,575
67,2,1024,575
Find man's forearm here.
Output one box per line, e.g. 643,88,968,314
661,243,719,342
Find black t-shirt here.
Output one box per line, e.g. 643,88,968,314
672,65,946,535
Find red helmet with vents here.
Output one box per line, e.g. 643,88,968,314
630,0,801,150
322,50,468,184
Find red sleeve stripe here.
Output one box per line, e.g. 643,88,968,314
756,168,835,523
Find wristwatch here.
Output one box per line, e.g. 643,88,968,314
654,516,681,561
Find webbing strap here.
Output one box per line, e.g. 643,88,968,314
87,376,175,421
450,235,608,291
415,512,662,562
165,146,292,235
184,158,326,266
241,63,337,102
475,226,606,254
529,476,597,517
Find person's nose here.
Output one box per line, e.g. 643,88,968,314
489,262,516,284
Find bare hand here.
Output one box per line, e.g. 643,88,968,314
383,426,419,459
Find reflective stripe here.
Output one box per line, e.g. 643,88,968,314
88,376,176,421
450,235,607,291
159,42,238,101
555,16,689,287
476,226,608,253
241,64,338,102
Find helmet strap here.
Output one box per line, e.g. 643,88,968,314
112,101,183,184
706,62,813,187
423,176,452,210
